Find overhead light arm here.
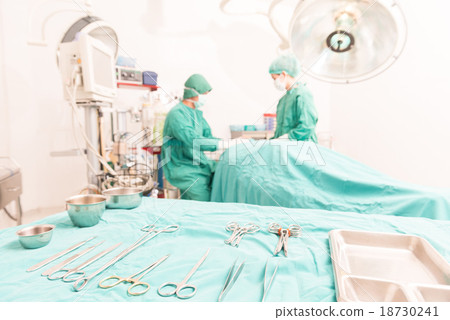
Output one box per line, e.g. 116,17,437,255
27,0,94,47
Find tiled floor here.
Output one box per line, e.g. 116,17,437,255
0,206,64,230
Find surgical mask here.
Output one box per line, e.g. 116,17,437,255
185,87,207,109
187,94,206,109
195,94,207,109
274,75,286,91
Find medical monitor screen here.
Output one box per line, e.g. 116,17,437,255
92,46,115,89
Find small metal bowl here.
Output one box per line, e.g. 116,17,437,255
66,194,106,227
102,187,143,209
16,224,55,249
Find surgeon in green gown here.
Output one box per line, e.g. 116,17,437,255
161,74,219,201
269,54,318,142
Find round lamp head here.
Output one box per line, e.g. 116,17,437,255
289,0,407,83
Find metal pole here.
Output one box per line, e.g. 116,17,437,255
117,110,128,133
83,104,100,185
16,197,22,226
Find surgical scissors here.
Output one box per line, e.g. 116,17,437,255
140,224,156,233
158,248,210,299
99,255,169,296
268,223,301,257
224,222,260,247
73,225,179,291
47,243,121,281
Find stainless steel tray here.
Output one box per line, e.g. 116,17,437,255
329,230,450,302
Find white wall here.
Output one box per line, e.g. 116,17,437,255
0,4,10,156
0,0,92,213
330,0,450,188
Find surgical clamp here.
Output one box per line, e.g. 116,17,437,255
268,223,301,257
99,255,169,296
224,222,260,247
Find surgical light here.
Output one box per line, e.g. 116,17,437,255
287,0,408,83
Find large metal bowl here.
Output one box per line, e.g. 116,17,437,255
16,224,55,249
66,195,106,227
102,187,143,209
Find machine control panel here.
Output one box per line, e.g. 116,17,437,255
116,66,143,85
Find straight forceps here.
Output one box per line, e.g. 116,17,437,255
99,255,169,296
218,258,245,302
268,223,301,257
262,259,279,302
224,222,260,247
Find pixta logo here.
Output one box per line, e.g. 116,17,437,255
126,132,326,169
191,139,325,167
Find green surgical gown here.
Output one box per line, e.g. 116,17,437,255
162,102,219,201
273,84,318,142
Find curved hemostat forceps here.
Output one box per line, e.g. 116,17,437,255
99,255,169,296
268,223,301,257
218,258,246,302
224,222,260,247
262,259,279,302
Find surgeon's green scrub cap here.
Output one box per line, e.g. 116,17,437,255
269,53,301,77
183,74,212,99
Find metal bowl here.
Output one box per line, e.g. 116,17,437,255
66,195,106,227
16,224,55,249
102,187,143,209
